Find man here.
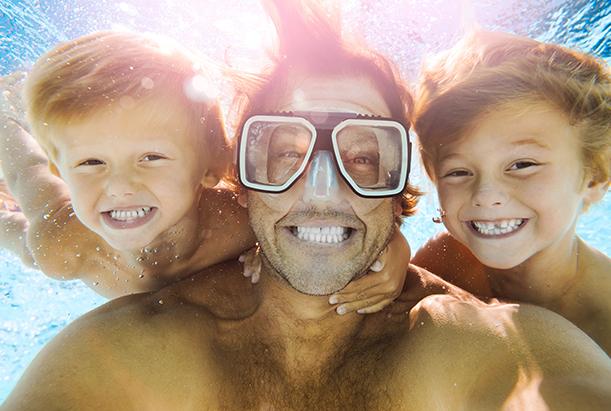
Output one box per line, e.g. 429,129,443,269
4,1,611,409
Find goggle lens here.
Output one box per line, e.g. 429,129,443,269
334,122,405,194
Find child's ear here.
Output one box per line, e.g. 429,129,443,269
583,178,609,207
200,170,221,188
49,162,61,177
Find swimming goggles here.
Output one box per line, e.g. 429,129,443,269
237,111,411,198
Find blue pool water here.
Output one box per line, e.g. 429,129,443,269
1,0,610,402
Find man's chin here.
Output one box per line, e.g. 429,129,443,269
269,254,365,296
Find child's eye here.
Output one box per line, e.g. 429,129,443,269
442,169,471,178
77,159,104,167
507,160,539,171
141,154,167,162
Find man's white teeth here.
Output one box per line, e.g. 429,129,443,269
110,207,152,221
472,219,524,236
293,226,350,244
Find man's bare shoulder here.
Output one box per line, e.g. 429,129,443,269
2,262,259,410
392,294,611,409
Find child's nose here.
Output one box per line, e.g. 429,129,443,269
471,182,508,208
105,174,137,197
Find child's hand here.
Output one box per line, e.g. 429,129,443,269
329,229,411,315
239,245,262,284
0,71,29,130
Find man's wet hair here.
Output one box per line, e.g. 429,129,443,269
230,0,422,219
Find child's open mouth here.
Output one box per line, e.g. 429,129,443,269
101,207,157,229
469,218,527,237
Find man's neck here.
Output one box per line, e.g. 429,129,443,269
245,267,369,382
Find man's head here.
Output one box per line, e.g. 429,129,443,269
24,31,230,250
235,0,420,295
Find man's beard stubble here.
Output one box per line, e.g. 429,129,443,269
248,197,396,296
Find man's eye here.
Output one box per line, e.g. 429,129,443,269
508,160,539,170
348,156,376,165
142,154,167,161
77,159,104,166
277,151,302,159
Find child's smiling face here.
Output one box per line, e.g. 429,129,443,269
50,94,216,251
433,101,606,269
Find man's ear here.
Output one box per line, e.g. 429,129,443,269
237,189,248,208
583,178,609,207
393,197,403,217
200,170,221,188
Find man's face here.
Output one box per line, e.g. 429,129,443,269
246,75,399,295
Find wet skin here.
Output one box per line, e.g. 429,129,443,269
4,77,611,411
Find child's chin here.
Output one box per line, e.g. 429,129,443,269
104,235,155,252
477,253,527,270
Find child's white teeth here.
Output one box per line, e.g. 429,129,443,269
292,226,350,244
110,207,152,221
472,219,524,236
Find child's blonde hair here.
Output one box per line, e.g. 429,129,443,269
25,30,230,176
414,30,610,187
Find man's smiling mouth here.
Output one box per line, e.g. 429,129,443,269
289,226,353,244
469,218,527,237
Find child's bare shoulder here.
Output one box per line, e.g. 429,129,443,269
574,239,611,353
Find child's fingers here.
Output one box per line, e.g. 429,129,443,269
331,269,388,299
369,258,384,272
335,295,386,315
329,282,378,304
249,253,261,284
329,281,395,305
250,268,260,284
356,298,394,314
239,247,262,283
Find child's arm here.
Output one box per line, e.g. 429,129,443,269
0,179,35,267
0,72,104,280
199,187,258,270
411,231,491,296
0,182,35,267
328,229,411,314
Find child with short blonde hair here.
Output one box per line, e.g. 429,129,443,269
412,30,610,352
0,31,254,297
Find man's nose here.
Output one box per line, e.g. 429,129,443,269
471,178,508,208
302,150,342,204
